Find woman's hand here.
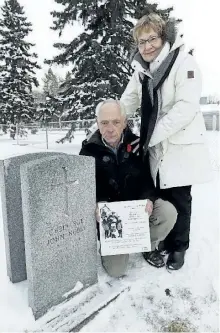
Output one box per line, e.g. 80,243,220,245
145,199,153,216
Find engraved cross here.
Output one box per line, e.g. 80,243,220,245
51,166,78,216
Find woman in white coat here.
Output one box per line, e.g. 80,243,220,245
121,13,212,270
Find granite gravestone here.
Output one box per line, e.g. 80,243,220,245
20,154,97,319
0,152,65,283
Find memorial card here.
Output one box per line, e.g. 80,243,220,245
98,200,151,256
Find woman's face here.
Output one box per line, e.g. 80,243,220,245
137,28,163,62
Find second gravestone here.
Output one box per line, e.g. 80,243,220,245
0,152,65,283
20,154,97,319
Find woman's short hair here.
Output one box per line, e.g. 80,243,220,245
133,13,166,43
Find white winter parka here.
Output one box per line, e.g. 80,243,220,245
121,37,212,189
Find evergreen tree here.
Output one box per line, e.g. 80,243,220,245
35,68,62,123
33,89,46,104
42,68,59,97
0,0,40,124
54,70,78,121
34,92,65,123
35,97,56,123
47,1,175,120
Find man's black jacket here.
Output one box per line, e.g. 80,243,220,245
79,127,157,203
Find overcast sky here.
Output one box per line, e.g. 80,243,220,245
0,0,219,96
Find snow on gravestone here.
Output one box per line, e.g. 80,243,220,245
20,154,97,319
0,152,66,283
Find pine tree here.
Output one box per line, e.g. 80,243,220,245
42,68,59,97
47,1,175,120
54,71,78,121
0,0,40,124
35,68,62,123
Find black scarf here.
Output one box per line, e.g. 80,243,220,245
139,48,180,160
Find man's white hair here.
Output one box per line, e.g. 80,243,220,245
95,99,127,119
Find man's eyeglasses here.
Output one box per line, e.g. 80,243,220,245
137,36,160,48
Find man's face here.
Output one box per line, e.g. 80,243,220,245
137,27,163,62
97,102,126,148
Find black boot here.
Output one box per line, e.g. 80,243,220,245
143,250,165,268
166,251,186,270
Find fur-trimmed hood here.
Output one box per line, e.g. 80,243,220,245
162,18,178,46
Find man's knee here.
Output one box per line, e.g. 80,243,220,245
157,199,177,229
101,254,129,278
153,198,177,229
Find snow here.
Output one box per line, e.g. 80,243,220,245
63,281,84,298
0,130,219,332
0,129,85,159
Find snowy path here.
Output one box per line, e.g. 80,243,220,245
0,131,219,332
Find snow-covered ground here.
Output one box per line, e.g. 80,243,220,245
0,130,219,332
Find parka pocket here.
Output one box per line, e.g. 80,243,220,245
168,131,205,145
168,113,206,145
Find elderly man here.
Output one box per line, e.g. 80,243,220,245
79,99,177,277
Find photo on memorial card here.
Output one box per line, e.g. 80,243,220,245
100,204,123,239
